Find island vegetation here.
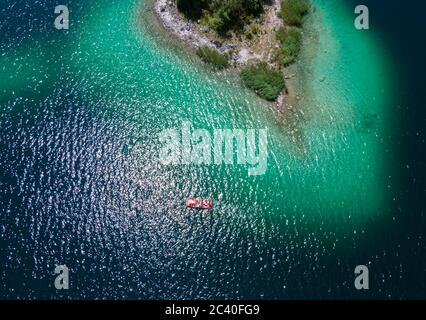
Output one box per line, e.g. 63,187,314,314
177,0,267,35
279,0,309,26
241,62,285,101
196,46,229,69
275,26,302,66
171,0,309,101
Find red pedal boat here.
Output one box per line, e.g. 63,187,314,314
186,198,213,209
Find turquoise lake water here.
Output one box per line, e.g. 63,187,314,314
1,0,421,299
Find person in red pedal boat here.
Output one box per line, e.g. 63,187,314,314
186,198,213,209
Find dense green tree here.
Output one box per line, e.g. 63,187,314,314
177,0,268,33
176,0,210,20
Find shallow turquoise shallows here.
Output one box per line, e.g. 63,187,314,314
0,0,400,299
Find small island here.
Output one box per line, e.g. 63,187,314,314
154,0,309,103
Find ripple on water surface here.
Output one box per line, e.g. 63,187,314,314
0,0,400,299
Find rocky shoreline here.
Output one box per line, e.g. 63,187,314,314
154,0,212,48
